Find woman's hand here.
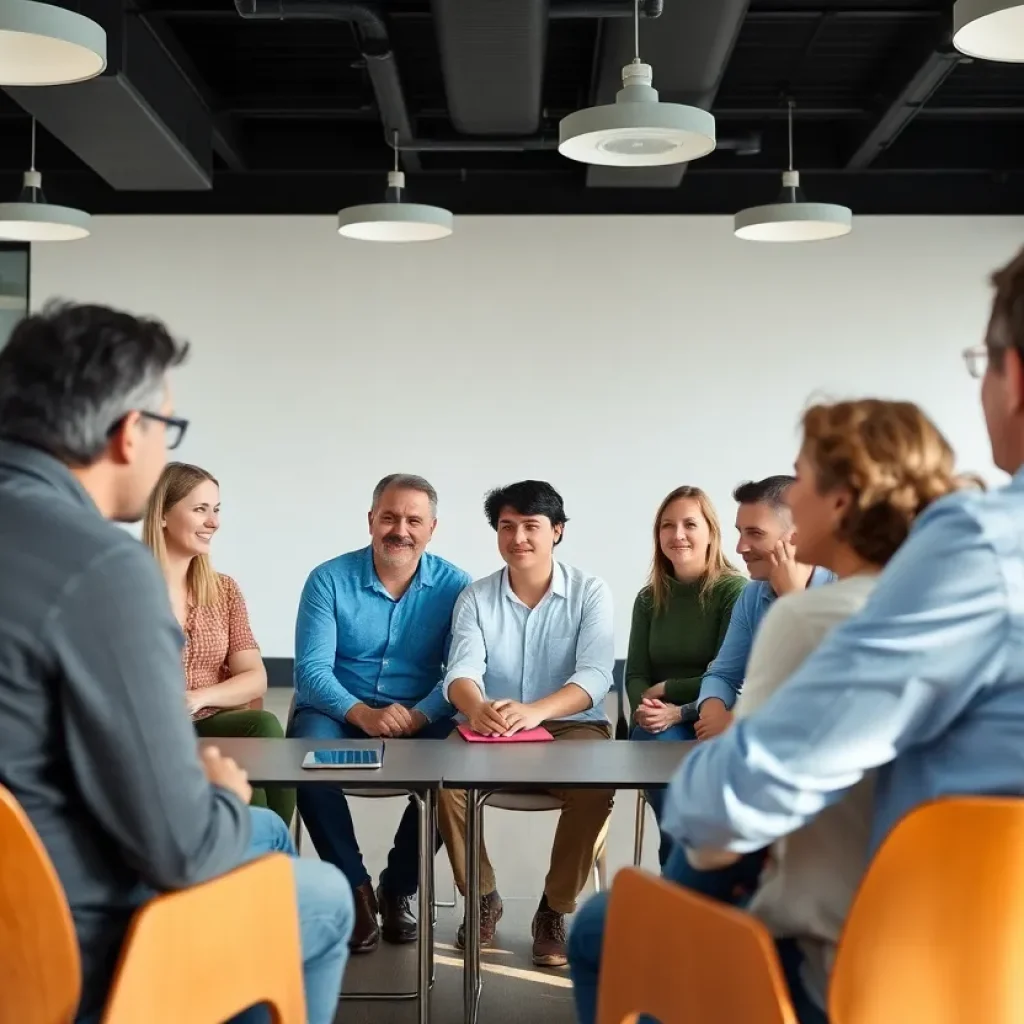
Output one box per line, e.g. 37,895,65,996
642,681,667,700
635,697,682,734
185,689,207,717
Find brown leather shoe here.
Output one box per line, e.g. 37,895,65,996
349,880,380,953
377,884,417,944
531,895,568,967
455,890,503,950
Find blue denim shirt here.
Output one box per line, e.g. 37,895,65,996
697,567,836,710
294,546,472,723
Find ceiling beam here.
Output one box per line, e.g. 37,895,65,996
845,42,963,170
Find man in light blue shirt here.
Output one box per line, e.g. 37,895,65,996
289,473,471,954
437,480,615,969
650,247,1024,1020
696,475,834,740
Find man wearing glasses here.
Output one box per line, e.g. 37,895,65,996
0,303,353,1024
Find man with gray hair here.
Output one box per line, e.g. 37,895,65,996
291,473,471,953
0,302,353,1024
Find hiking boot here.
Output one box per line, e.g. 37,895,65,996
455,890,503,949
531,895,568,967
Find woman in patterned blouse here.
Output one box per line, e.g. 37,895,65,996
143,462,295,826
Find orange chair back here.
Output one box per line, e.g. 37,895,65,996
597,867,798,1024
101,852,305,1024
831,796,1024,1024
0,783,82,1024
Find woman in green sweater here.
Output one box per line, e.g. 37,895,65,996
628,485,746,863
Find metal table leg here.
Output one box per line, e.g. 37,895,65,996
463,788,485,1024
416,789,434,1024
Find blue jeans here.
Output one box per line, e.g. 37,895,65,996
289,707,454,895
567,845,827,1024
629,722,695,867
77,807,352,1024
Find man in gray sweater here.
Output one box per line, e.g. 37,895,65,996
0,303,352,1023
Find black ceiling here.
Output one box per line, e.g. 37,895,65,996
2,0,1023,215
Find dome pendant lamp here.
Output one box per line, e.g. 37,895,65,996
953,0,1024,62
337,132,453,243
734,100,852,243
0,0,106,86
558,0,716,167
0,119,91,242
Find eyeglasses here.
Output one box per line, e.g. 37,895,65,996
107,410,189,450
963,346,988,380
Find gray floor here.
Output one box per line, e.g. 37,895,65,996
263,689,663,1024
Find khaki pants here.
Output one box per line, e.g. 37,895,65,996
436,719,614,915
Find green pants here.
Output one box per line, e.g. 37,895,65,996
194,709,296,827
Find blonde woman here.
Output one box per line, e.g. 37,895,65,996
628,485,746,865
143,462,294,826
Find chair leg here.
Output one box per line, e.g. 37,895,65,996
633,792,646,866
293,810,303,856
593,848,608,893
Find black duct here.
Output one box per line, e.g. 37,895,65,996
587,0,751,188
4,0,213,190
235,0,417,168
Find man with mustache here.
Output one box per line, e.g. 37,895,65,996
290,474,471,954
695,476,834,740
437,480,615,968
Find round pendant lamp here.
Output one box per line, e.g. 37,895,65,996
558,0,715,167
338,133,452,243
0,0,106,86
0,120,90,242
953,0,1024,62
734,100,852,243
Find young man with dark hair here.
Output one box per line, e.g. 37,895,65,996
437,480,615,968
0,303,352,1024
695,475,834,740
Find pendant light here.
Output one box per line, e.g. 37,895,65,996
0,119,91,242
0,0,106,86
953,0,1024,62
734,100,852,243
337,133,453,243
558,0,715,167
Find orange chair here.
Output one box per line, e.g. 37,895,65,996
0,784,306,1024
830,796,1024,1024
596,867,798,1024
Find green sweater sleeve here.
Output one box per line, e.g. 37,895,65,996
662,575,748,706
625,590,654,715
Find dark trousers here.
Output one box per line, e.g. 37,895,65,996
288,706,454,896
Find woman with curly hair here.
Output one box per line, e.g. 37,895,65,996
569,397,965,1024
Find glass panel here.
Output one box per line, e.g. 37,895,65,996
0,246,29,351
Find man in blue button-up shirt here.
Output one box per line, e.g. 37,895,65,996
289,474,471,954
696,476,835,740
437,480,615,969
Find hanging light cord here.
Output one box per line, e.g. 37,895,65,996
29,118,36,172
633,0,640,63
391,129,402,199
786,98,795,172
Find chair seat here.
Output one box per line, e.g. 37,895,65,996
484,792,563,812
343,789,408,799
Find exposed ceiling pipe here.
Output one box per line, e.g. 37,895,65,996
401,131,760,154
551,0,663,18
234,0,420,171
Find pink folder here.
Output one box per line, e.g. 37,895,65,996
457,724,554,743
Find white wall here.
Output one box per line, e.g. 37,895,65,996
30,215,1022,656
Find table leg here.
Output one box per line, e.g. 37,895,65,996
414,790,434,1024
463,788,484,1024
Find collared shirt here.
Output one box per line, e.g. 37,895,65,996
696,567,836,710
663,472,1024,888
294,545,472,723
0,441,249,1018
443,561,615,724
